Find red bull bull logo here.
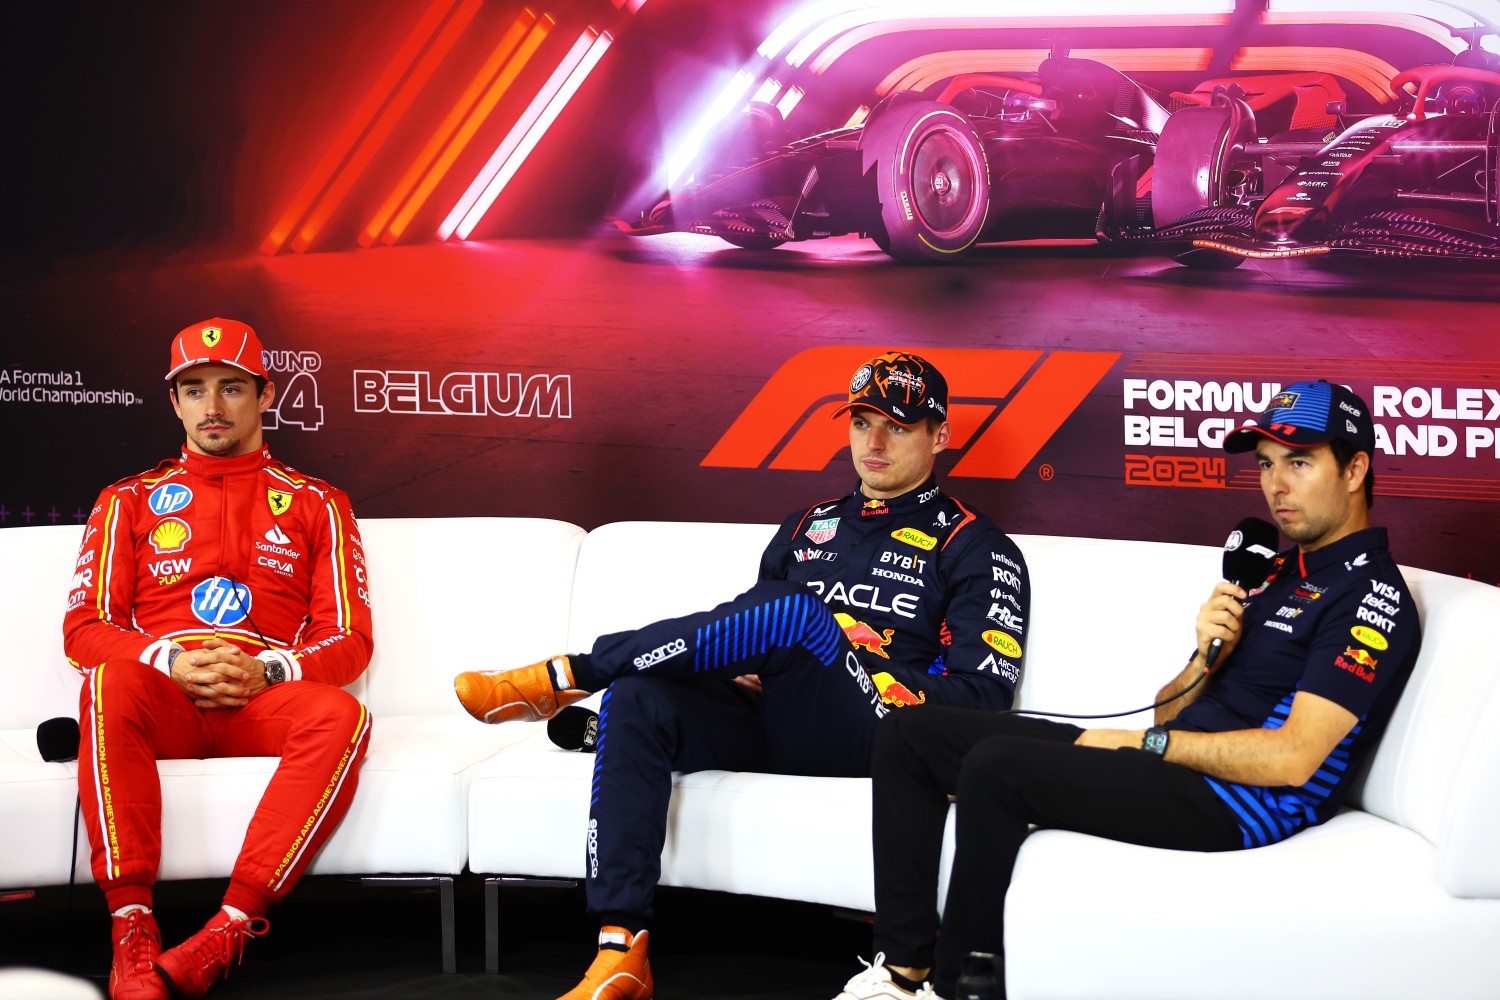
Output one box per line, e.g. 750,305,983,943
872,672,926,707
835,612,894,658
1343,646,1378,670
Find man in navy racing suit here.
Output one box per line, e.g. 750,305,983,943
830,380,1421,1000
454,351,1030,1000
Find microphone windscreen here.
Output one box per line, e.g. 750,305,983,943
1221,517,1280,588
547,706,600,753
37,717,81,763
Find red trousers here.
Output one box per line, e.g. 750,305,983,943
77,660,372,916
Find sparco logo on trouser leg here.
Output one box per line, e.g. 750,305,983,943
634,638,687,670
587,818,600,878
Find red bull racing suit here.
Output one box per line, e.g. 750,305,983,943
869,526,1421,996
63,445,374,916
567,476,1030,928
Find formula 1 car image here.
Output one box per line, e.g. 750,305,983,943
616,54,1169,262
1109,39,1500,267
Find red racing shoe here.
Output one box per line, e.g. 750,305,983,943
110,908,168,1000
454,655,588,724
155,908,268,998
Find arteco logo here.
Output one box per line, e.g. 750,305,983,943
701,347,1119,476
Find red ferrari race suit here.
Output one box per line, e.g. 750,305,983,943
63,445,374,916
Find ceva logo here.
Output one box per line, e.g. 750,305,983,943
702,347,1119,476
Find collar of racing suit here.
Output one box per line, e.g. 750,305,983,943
852,475,942,512
176,444,272,479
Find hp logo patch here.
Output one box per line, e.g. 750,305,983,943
149,483,194,515
191,577,252,627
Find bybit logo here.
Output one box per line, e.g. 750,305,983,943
702,347,1119,476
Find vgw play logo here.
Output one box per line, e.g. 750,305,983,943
703,347,1119,477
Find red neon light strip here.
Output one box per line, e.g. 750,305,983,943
440,28,598,241
261,0,462,256
451,29,612,239
359,9,545,247
287,0,481,253
384,15,554,245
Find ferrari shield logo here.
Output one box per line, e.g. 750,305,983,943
267,489,293,516
200,326,222,348
805,517,839,544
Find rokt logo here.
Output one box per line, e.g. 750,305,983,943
702,347,1119,476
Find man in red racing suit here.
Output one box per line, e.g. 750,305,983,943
63,318,373,1000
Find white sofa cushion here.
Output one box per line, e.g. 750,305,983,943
1004,812,1500,1000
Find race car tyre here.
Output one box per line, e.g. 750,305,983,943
865,89,928,126
860,101,990,262
1152,92,1256,228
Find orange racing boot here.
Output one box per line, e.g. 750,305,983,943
455,655,588,724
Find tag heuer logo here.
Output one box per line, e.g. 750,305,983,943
805,517,840,544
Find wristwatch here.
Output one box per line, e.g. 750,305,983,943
262,653,287,687
1142,727,1170,757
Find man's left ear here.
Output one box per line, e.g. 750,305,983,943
933,421,952,452
1345,450,1370,494
258,381,277,415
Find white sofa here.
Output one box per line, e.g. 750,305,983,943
4,518,1499,997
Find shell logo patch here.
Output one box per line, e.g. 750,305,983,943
200,326,222,348
982,630,1023,658
267,489,293,516
150,517,192,554
1350,625,1388,651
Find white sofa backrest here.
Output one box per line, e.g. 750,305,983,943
358,517,584,716
1009,534,1221,727
1359,566,1500,897
567,521,778,650
3,524,85,730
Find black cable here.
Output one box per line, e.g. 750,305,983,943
225,573,274,653
1004,648,1205,721
67,794,81,924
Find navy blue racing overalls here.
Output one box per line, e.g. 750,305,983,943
567,477,1030,927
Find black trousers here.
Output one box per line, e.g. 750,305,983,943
871,708,1244,997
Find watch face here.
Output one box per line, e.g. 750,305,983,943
265,658,286,685
1144,729,1169,755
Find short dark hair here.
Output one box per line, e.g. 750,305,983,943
1329,438,1375,507
171,374,268,398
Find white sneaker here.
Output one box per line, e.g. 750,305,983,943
834,953,937,999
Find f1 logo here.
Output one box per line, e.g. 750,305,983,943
703,347,1119,477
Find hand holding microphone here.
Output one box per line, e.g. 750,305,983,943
1200,517,1279,672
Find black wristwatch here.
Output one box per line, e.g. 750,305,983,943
262,654,287,686
1142,727,1170,757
